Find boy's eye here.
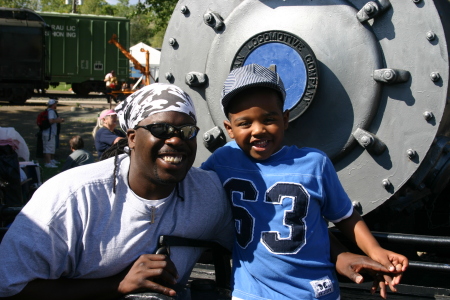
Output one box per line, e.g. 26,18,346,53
238,122,251,127
264,117,276,124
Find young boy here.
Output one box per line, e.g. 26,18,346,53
201,64,408,299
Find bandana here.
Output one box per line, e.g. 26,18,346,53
115,83,197,131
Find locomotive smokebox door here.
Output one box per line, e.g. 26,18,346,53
160,0,450,219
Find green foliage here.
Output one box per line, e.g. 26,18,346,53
134,0,177,34
0,0,39,10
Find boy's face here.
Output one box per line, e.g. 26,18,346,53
224,89,289,160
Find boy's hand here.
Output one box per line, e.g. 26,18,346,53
368,248,409,286
335,251,406,299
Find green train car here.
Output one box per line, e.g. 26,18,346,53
39,12,130,96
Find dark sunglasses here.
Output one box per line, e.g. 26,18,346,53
134,123,200,140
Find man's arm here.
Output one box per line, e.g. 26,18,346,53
4,254,178,300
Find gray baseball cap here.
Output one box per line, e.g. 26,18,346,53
221,64,286,115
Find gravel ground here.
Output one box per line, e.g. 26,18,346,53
0,92,119,166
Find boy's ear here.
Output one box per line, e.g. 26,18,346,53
283,110,289,130
127,129,136,149
223,120,235,139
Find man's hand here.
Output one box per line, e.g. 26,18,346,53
118,254,179,297
335,252,405,299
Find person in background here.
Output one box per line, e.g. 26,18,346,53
61,135,94,172
105,70,119,103
94,109,126,159
43,99,64,168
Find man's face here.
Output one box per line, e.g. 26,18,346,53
224,89,289,161
128,111,197,190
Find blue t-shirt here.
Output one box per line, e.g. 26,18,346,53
201,141,353,300
94,127,126,158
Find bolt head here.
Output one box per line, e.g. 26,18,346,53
204,13,213,24
364,2,377,14
382,179,391,188
430,72,440,82
383,70,395,81
423,111,434,121
412,0,421,3
406,149,416,159
165,72,173,80
169,38,176,46
360,135,372,146
180,5,188,14
426,31,436,41
186,73,195,83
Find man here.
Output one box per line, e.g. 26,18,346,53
42,98,64,168
0,83,234,299
0,84,394,299
104,70,118,103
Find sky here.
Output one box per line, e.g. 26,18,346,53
106,0,140,5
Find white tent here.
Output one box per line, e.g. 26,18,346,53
129,42,161,82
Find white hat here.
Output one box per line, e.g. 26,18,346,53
48,99,58,106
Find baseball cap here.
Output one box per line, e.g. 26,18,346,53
99,109,117,119
221,64,286,114
47,99,58,106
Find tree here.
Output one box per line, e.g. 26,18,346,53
134,0,177,34
0,0,39,10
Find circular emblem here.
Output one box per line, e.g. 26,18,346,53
231,30,319,121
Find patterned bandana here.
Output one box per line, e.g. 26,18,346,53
115,83,197,131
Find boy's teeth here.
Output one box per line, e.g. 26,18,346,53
162,156,182,163
254,140,268,146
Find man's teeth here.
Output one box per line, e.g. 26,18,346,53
162,156,183,163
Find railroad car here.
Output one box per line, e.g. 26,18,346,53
39,12,130,96
0,8,50,104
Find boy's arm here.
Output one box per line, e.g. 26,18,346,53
334,210,409,280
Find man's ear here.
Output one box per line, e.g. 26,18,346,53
223,120,235,139
127,129,136,149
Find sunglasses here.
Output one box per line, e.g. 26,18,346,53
134,123,200,140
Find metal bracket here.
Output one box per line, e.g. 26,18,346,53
357,0,391,23
203,126,226,152
203,10,224,31
353,128,386,155
185,72,208,87
373,68,410,84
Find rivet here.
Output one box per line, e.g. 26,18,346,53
430,72,440,82
426,31,436,41
382,179,391,188
423,111,434,121
180,5,189,14
168,38,177,46
165,72,173,80
406,149,416,159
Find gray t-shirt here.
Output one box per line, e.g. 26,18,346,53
0,155,234,298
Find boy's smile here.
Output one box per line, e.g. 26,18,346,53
224,89,289,160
